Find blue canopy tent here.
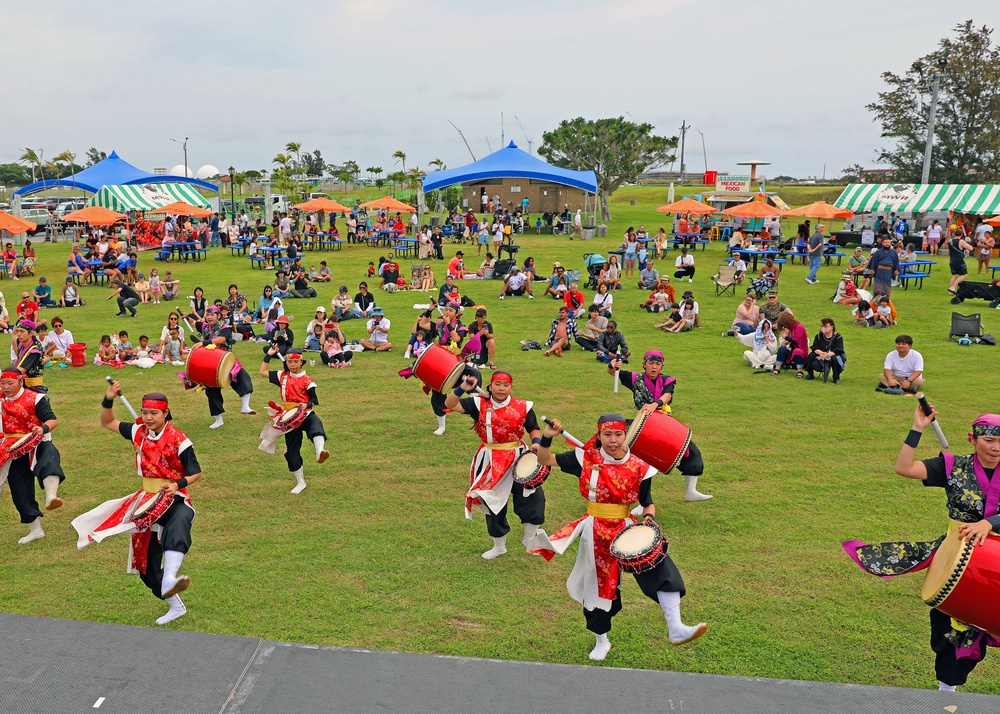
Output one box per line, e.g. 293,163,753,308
13,151,218,196
422,141,597,193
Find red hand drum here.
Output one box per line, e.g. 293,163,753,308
3,432,43,463
412,343,467,393
624,410,692,475
185,345,236,389
272,404,311,432
921,520,1000,637
610,521,667,574
512,451,550,489
131,490,174,530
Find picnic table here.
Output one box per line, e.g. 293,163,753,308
671,233,704,249
391,238,418,257
162,241,200,262
988,264,1000,278
730,249,781,272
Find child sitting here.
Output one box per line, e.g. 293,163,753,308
874,296,894,328
95,334,120,365
366,261,376,277
665,299,697,333
411,329,429,358
117,330,135,361
164,326,185,365
135,335,152,359
647,287,672,313
321,322,351,368
654,303,683,330
870,290,898,324
852,300,875,327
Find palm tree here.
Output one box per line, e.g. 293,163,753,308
365,166,378,182
19,148,45,183
285,142,303,171
392,150,407,173
273,153,292,172
427,159,446,213
428,158,445,172
234,172,249,196
85,147,107,167
51,150,77,186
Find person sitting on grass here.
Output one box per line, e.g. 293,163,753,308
95,334,120,366
314,261,332,283
542,264,568,298
595,320,629,364
598,256,622,291
664,299,697,333
499,266,533,300
360,307,392,352
161,271,180,301
321,319,351,368
543,306,576,357
870,290,898,325
637,260,659,290
674,246,695,282
438,274,461,305
656,307,682,333
877,334,923,394
575,305,607,352
737,318,778,370
773,311,809,377
32,277,57,308
563,282,587,319
834,270,862,306
721,293,759,337
803,317,846,383
852,300,875,327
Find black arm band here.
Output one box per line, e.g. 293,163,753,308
904,429,922,448
453,387,465,397
531,437,541,445
41,424,50,434
202,339,210,347
539,436,553,448
177,478,188,489
263,354,272,362
102,397,115,409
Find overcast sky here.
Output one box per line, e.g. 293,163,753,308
2,1,998,182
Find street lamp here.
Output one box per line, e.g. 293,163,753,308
228,166,236,225
170,137,189,177
915,58,948,185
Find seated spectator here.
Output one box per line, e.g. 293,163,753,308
360,308,392,352
41,316,73,361
273,270,292,299
161,271,180,301
438,274,461,304
746,257,781,299
759,290,788,324
543,306,576,357
591,283,614,317
315,261,332,283
873,296,895,328
834,270,863,306
305,306,329,337
803,318,846,383
674,246,695,282
870,290,898,324
543,265,568,297
722,294,760,337
637,260,660,289
447,251,468,279
117,330,135,362
3,243,19,281
135,273,150,303
379,259,401,289
852,300,875,327
187,286,209,330
95,334,120,366
663,299,697,333
60,277,84,307
16,291,41,324
595,320,629,364
33,277,57,308
654,228,669,260
321,319,351,368
563,282,587,318
877,334,923,393
418,265,435,292
598,257,622,291
459,308,496,368
17,240,35,277
290,265,318,299
353,282,377,319
499,266,533,299
67,244,91,280
731,254,747,283
773,312,808,377
305,323,325,351
679,289,700,327
575,305,608,352
737,318,778,370
477,253,495,279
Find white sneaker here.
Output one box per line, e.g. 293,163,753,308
670,622,709,645
498,295,504,301
528,294,534,299
688,278,693,283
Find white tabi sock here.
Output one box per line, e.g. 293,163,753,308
313,436,329,463
657,590,707,645
240,394,253,413
161,550,189,597
17,517,44,545
43,475,63,510
482,536,507,560
938,681,957,692
684,475,713,502
433,415,446,436
291,467,307,495
522,523,539,548
589,632,612,661
209,414,224,429
155,595,187,625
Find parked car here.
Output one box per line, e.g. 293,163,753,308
0,202,11,212
21,208,52,234
54,202,86,219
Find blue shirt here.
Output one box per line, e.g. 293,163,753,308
35,284,51,299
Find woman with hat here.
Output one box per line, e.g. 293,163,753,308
0,365,65,544
360,307,392,352
192,306,256,429
531,414,708,660
305,306,329,342
76,382,202,625
608,350,711,502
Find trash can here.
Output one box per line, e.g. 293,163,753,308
703,170,718,185
68,343,87,367
596,225,608,238
582,226,595,240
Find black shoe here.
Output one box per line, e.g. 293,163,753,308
114,312,126,317
833,379,840,384
803,373,815,380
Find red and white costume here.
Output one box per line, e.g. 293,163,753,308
0,388,53,485
72,422,194,575
529,445,656,611
258,370,316,453
464,395,533,518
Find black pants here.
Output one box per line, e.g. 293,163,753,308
804,354,843,381
584,554,686,634
6,442,65,524
117,295,139,316
677,441,703,476
283,412,327,472
674,266,695,279
140,496,194,599
931,607,987,686
320,352,352,365
205,367,254,416
484,482,546,537
575,336,599,352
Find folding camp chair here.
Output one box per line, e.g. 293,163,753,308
949,312,983,341
711,265,738,297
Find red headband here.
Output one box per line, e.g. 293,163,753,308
142,399,169,411
490,371,513,384
598,420,627,432
1,368,22,379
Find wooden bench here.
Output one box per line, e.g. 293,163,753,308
898,271,929,289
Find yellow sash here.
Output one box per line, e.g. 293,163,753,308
282,401,299,410
587,502,630,519
1,433,28,439
24,376,43,388
484,441,521,450
142,477,174,494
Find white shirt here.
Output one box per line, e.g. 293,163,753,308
44,329,74,353
593,292,613,311
884,348,923,378
574,211,582,227
280,217,292,234
367,317,390,343
507,273,527,290
675,254,695,268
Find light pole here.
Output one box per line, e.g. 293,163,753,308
917,58,948,185
170,137,189,177
696,130,708,173
228,166,236,225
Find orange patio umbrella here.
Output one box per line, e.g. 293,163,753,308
656,197,716,215
987,216,1000,227
293,197,352,213
0,210,38,235
785,200,854,219
721,201,786,218
150,201,213,218
359,196,416,213
60,206,127,226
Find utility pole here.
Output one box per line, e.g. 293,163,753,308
921,59,948,185
678,121,688,184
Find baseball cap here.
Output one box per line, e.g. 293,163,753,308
552,261,562,268
339,285,348,292
39,277,46,282
315,306,326,313
682,290,694,298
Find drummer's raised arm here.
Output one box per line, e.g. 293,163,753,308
895,404,934,481
443,375,479,413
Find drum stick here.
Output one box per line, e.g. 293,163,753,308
540,416,585,448
460,375,491,400
916,392,948,448
613,347,621,394
105,376,139,420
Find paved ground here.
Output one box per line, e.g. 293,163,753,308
0,612,996,713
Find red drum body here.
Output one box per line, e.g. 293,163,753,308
412,344,466,393
610,522,667,574
624,410,692,475
131,491,173,530
185,345,236,389
512,451,550,489
921,520,1000,637
273,405,311,432
3,432,43,463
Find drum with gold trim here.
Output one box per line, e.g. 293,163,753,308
185,345,236,389
609,521,667,574
5,431,43,461
412,343,467,393
624,410,692,475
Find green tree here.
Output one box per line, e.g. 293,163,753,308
343,160,360,181
392,150,407,173
273,153,293,172
285,141,303,170
303,149,325,177
539,117,677,221
840,163,868,182
0,163,31,185
868,20,1000,183
19,148,45,183
85,148,107,167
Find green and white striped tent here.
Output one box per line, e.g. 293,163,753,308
834,183,1000,215
89,183,211,211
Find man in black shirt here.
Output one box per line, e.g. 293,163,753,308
107,279,140,317
290,264,317,298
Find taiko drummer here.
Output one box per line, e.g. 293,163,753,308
258,346,329,494
444,370,546,560
531,413,707,661
193,306,255,429
72,384,201,626
844,406,1000,692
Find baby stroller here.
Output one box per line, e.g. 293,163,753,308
583,253,606,290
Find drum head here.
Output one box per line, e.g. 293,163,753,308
515,452,539,479
921,520,975,604
8,433,36,452
216,351,236,388
278,406,301,424
440,361,468,392
614,524,658,556
624,411,647,449
133,492,161,517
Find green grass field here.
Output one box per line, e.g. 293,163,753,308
1,186,999,692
